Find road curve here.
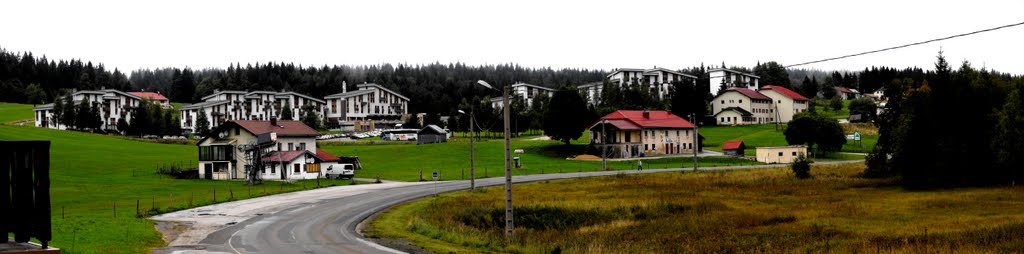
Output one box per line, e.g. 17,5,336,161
162,160,862,254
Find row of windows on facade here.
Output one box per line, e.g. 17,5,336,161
643,142,695,151
720,116,775,123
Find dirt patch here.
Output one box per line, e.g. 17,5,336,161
154,221,190,245
572,154,601,160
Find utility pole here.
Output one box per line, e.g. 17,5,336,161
502,83,514,240
692,113,698,171
601,119,607,171
469,109,476,191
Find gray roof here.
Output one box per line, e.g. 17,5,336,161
418,124,447,135
275,92,326,104
327,83,409,101
707,68,761,78
33,103,54,111
511,82,555,91
324,89,374,99
201,90,247,101
577,82,604,88
715,107,753,117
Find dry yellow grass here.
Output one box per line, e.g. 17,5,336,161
368,163,1024,253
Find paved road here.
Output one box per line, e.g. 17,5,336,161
162,160,862,254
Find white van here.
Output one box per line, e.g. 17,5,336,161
324,163,355,179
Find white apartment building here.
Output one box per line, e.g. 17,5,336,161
33,89,141,131
324,82,409,131
758,85,809,123
181,90,326,134
577,82,603,106
708,68,760,96
605,67,698,101
490,82,555,109
711,88,776,125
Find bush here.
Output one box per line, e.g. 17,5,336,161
791,153,812,179
829,97,843,111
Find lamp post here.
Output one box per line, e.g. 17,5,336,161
477,80,514,240
457,109,476,191
691,113,699,171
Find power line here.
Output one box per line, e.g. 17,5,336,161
786,21,1024,68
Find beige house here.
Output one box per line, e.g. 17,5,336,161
755,145,807,164
759,85,809,123
590,110,701,158
196,119,330,180
711,88,776,125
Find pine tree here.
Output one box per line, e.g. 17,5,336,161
195,112,210,137
281,104,294,120
25,83,46,105
992,83,1024,185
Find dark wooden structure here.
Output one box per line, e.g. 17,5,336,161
417,125,448,145
1,141,52,249
723,140,746,156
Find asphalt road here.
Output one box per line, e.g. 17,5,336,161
167,160,862,254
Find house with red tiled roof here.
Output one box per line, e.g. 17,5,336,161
834,86,861,100
589,110,702,158
722,140,746,156
759,85,810,123
128,91,171,109
196,119,343,180
711,87,776,125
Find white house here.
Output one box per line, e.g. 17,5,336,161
708,68,760,96
758,85,810,123
33,89,141,131
490,82,556,110
711,88,776,125
607,67,698,101
196,119,339,181
577,82,604,106
324,82,409,131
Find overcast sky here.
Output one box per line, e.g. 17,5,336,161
1,0,1022,75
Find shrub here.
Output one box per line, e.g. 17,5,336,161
792,153,812,179
829,97,843,111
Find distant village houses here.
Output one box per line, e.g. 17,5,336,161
711,85,809,125
180,90,326,133
490,82,554,110
128,91,172,109
33,89,141,131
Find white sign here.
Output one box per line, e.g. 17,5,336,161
432,171,439,180
854,131,862,141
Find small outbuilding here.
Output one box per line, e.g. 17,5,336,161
755,145,808,164
722,140,746,156
417,124,448,144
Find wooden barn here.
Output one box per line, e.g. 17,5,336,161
723,140,746,156
417,125,448,144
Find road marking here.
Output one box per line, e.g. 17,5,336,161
228,226,244,254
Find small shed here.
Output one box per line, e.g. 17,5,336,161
722,140,746,156
755,145,808,164
417,124,448,144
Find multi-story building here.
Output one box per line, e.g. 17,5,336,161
196,119,340,180
607,67,698,100
711,88,776,125
33,89,141,131
708,68,760,96
324,82,409,131
589,110,701,159
491,82,555,109
758,85,809,123
128,91,172,109
181,90,326,134
577,82,604,106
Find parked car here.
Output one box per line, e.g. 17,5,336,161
324,163,355,179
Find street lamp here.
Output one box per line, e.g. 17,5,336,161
690,113,699,171
477,80,514,240
457,109,476,191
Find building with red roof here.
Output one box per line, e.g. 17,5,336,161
128,91,172,109
589,110,702,158
722,140,746,156
711,88,776,125
758,85,810,123
196,119,337,181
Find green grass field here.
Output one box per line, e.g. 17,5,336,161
0,102,36,123
368,163,1024,253
0,123,360,253
700,123,878,154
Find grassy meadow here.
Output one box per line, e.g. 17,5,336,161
0,122,360,253
368,163,1024,253
0,102,35,123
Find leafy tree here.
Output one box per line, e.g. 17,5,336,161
281,104,293,120
52,94,64,128
791,153,812,179
828,97,842,111
670,80,705,120
543,87,589,144
163,110,176,135
25,83,46,105
992,82,1024,185
300,104,322,130
117,118,129,133
847,98,877,121
784,112,846,155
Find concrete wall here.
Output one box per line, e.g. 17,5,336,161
756,146,807,164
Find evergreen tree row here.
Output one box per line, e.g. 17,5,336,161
0,47,131,104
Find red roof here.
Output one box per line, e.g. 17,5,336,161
723,140,745,150
261,150,318,163
761,85,809,101
316,149,341,162
233,120,319,137
592,110,695,129
723,88,770,100
128,92,168,101
835,86,853,93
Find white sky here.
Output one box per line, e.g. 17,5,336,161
1,0,1022,75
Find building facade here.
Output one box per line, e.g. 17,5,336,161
491,82,555,109
33,89,141,131
607,67,698,101
196,120,338,180
589,110,700,159
708,68,760,96
324,82,409,131
711,88,775,125
181,90,326,134
755,145,807,164
759,85,809,123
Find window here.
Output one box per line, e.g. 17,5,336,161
792,152,797,156
235,128,240,136
288,143,294,150
277,143,282,151
299,143,306,151
739,99,743,103
271,165,276,174
653,144,656,150
778,152,783,156
294,164,300,173
645,144,648,150
721,100,725,104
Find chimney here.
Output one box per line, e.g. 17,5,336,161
643,110,650,119
270,117,277,126
342,81,347,93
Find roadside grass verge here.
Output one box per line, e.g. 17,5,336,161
0,124,361,253
368,163,1024,253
